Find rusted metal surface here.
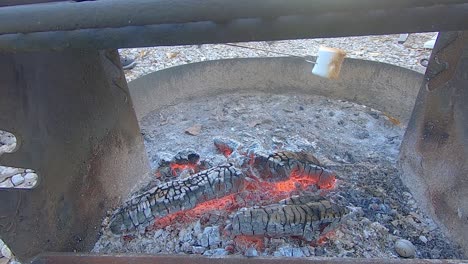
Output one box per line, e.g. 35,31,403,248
30,254,468,264
0,0,466,262
0,3,467,51
1,0,466,35
399,31,468,254
0,49,150,262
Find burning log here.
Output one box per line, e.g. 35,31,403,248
109,164,245,234
252,151,336,189
213,138,336,190
229,196,348,241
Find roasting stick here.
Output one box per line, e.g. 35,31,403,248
225,43,317,64
224,43,346,80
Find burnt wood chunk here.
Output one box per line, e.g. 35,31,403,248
231,196,348,241
252,151,336,189
109,164,244,234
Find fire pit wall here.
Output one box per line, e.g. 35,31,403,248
127,57,464,254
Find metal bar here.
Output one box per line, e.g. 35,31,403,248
399,31,468,256
0,49,151,263
0,0,467,35
30,254,468,264
1,4,468,52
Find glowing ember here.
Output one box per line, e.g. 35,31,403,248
111,146,345,245
315,230,337,246
152,194,239,229
217,145,233,157
169,163,198,176
234,235,265,252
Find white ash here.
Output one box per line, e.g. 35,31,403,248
94,92,463,259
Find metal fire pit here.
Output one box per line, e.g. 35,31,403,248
0,0,467,263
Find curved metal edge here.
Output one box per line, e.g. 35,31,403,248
128,57,423,126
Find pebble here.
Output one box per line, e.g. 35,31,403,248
0,180,14,188
395,239,416,258
192,246,206,254
419,235,428,244
24,172,38,181
11,174,25,186
244,247,259,257
1,245,12,259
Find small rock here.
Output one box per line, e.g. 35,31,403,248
192,246,206,254
185,124,202,136
419,235,428,244
11,174,25,186
166,52,179,59
245,247,258,257
24,172,38,181
395,239,416,258
368,111,380,119
0,180,14,188
1,245,12,259
328,111,335,117
299,106,304,111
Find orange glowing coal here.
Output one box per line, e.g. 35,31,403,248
169,163,198,176
151,194,239,229
234,235,265,252
218,146,233,157
150,166,336,230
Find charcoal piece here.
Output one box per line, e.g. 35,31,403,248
252,151,336,189
213,137,241,157
109,164,245,234
173,149,200,165
231,196,348,241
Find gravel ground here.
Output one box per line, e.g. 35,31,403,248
0,33,439,263
120,33,436,82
